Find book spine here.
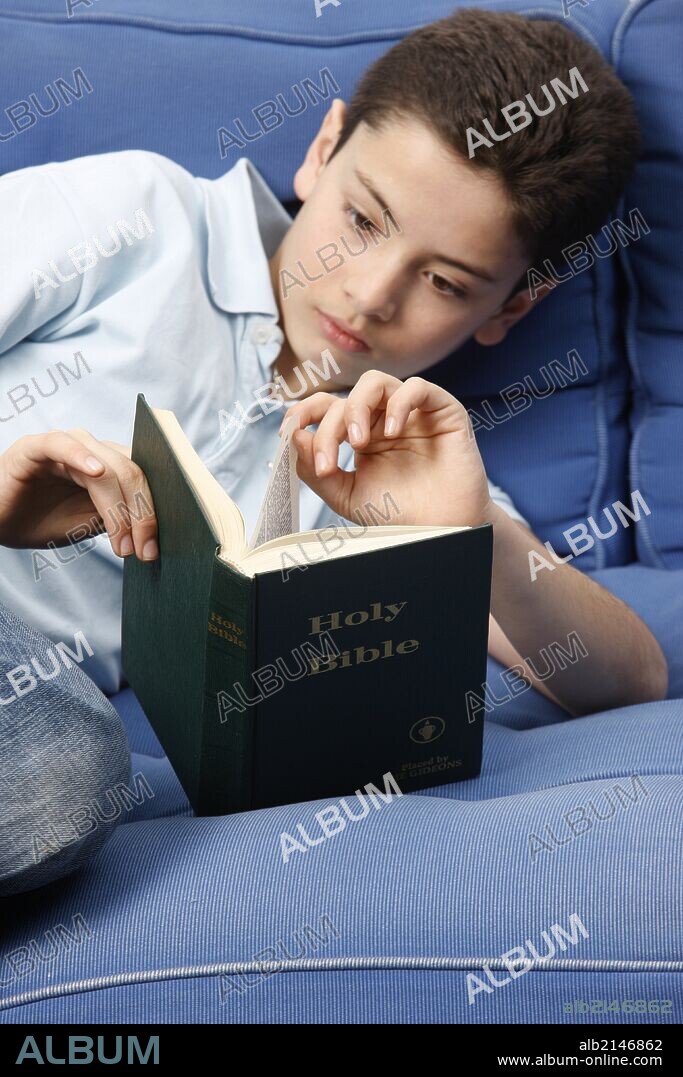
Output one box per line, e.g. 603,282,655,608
198,559,257,815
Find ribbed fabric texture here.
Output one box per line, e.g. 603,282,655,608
0,684,680,1022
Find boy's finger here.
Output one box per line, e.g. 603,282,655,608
62,462,131,557
292,429,353,519
101,440,133,459
112,478,158,562
13,431,106,480
101,441,158,558
379,378,471,439
342,371,402,442
277,392,339,436
310,399,348,476
345,370,402,422
341,398,376,446
65,430,158,560
73,465,157,561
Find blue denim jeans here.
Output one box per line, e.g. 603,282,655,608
0,602,131,896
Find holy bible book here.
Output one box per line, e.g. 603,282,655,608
122,394,493,816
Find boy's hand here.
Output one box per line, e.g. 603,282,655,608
279,369,493,527
0,430,158,559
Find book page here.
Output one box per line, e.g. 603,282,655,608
248,413,300,550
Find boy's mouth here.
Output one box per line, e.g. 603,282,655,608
316,309,370,354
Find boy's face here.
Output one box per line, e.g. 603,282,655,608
270,103,539,392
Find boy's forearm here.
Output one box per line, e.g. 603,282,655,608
480,503,668,716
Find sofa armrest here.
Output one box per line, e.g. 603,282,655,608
586,565,683,700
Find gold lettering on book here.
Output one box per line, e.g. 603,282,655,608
208,611,246,649
308,600,407,635
306,600,417,674
308,637,420,675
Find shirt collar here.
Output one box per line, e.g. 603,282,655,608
198,157,291,319
199,159,351,404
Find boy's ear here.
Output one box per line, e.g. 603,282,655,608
294,99,347,201
474,284,548,347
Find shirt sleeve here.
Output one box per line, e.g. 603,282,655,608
0,150,171,358
487,479,529,528
0,165,89,356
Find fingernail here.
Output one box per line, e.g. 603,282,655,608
119,534,134,557
86,455,104,473
349,422,362,444
143,539,159,561
315,451,328,475
385,416,397,436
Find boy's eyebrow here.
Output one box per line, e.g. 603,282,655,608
354,168,393,217
354,167,497,284
435,253,496,284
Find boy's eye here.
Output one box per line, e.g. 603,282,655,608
344,203,379,235
426,271,466,299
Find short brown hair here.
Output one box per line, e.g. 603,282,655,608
333,9,640,270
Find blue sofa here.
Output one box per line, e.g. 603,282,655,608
0,0,681,1024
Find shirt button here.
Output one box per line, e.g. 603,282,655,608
267,460,273,469
250,321,282,346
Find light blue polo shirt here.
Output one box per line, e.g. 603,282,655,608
0,149,525,692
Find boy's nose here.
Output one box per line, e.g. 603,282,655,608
342,270,398,323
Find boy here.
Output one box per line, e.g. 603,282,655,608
0,10,667,718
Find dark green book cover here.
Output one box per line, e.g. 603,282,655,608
122,395,493,816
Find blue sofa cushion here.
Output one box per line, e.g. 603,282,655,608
1,697,680,1023
613,0,683,568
